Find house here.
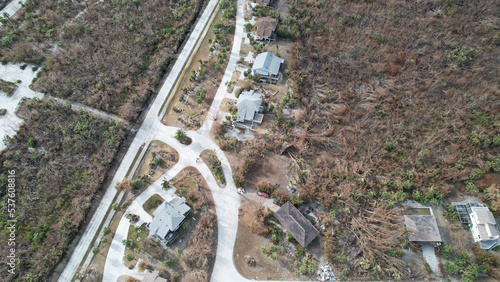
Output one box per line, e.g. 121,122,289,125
453,201,500,249
274,202,320,247
236,90,264,125
470,206,499,249
142,270,168,282
252,52,284,84
404,214,442,246
254,16,278,42
147,195,191,246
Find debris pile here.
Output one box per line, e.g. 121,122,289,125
317,262,336,281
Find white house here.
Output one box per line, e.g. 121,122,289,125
470,206,499,249
252,52,284,84
236,90,264,125
147,196,190,246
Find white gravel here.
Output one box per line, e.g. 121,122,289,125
0,63,43,151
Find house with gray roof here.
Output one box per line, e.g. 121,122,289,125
252,52,284,84
236,90,264,125
404,214,442,246
274,202,320,247
470,206,499,249
147,195,190,246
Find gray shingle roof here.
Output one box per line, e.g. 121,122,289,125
252,52,284,76
274,202,320,247
404,215,442,243
150,196,190,240
236,90,262,122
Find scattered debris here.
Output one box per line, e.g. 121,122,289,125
317,262,336,281
244,255,256,266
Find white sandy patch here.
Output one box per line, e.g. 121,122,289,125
0,63,44,151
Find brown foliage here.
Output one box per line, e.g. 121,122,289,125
239,202,271,234
116,179,132,192
15,0,206,120
180,211,217,281
140,238,165,260
283,0,499,279
256,180,275,194
271,189,288,204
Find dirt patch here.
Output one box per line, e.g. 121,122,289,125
244,153,291,190
136,140,179,183
233,218,312,280
163,8,234,130
240,37,251,57
142,194,165,216
219,97,237,113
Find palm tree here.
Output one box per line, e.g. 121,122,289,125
175,129,186,142
161,177,169,189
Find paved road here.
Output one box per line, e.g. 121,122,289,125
63,0,294,280
102,0,255,281
0,0,26,26
57,0,221,280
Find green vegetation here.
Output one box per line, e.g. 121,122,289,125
1,0,207,121
0,99,126,280
0,78,17,96
201,149,225,184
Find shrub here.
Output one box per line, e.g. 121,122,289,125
103,226,111,235
424,262,432,273
256,180,275,194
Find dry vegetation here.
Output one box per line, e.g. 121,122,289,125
224,0,500,280
1,0,206,120
0,98,126,280
273,0,499,280
180,211,217,281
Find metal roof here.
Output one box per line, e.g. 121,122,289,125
252,52,284,76
149,196,190,240
236,90,262,122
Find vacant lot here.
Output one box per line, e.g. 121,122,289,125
0,98,126,281
136,140,179,183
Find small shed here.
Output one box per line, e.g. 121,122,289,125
404,215,442,246
274,202,320,247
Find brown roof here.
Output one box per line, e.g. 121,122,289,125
142,270,168,282
255,17,278,39
274,202,320,247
